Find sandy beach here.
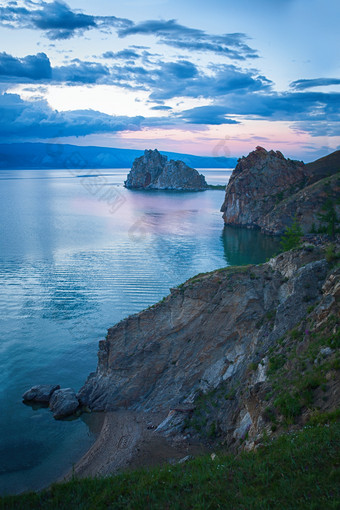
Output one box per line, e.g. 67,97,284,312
62,410,209,482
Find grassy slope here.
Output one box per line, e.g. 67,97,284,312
305,150,340,183
1,421,339,509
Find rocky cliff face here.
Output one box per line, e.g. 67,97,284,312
220,147,340,235
124,149,208,191
78,243,339,448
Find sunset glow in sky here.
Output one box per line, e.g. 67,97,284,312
0,0,339,160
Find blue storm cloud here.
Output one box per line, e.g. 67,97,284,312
0,52,110,84
0,92,147,138
102,50,140,61
178,106,239,125
0,1,258,61
215,91,340,122
53,59,110,84
0,0,132,40
0,52,52,81
290,78,340,90
0,52,52,80
117,19,258,60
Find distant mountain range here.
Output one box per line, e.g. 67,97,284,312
0,143,237,170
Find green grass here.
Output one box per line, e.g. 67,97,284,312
2,422,339,509
207,184,226,190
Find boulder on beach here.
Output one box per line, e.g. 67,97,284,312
22,384,60,403
49,388,80,419
124,149,208,191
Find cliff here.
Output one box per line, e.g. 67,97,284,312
124,149,208,191
220,147,340,235
78,242,339,448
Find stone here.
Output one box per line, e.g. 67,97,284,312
49,388,79,419
155,410,186,437
124,149,208,191
320,347,333,357
177,455,192,464
233,412,252,440
22,384,60,403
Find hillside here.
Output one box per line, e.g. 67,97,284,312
2,422,339,509
0,143,237,170
305,150,340,184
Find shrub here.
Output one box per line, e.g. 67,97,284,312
280,216,303,252
274,393,301,419
268,354,286,374
290,328,303,341
317,199,339,239
325,244,339,264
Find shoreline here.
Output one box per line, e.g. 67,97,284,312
60,410,210,483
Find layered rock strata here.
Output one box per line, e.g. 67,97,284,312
78,243,338,449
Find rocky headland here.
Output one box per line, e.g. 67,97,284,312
124,149,208,191
77,240,339,454
220,147,340,235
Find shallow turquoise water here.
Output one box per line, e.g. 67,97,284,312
0,168,279,494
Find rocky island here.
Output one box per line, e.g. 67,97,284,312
124,149,208,191
221,146,340,235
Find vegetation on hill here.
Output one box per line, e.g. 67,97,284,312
1,420,339,509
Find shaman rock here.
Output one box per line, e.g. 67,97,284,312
124,149,208,191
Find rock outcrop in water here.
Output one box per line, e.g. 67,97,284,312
22,384,80,419
49,388,80,419
78,242,339,447
124,149,208,191
220,147,340,235
22,384,60,403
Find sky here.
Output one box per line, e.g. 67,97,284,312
0,0,339,160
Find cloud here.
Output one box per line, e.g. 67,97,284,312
118,19,258,60
293,120,340,137
215,91,340,122
0,2,258,60
53,60,110,84
0,51,272,97
0,92,148,139
1,85,339,141
178,106,239,125
290,78,340,90
150,105,172,111
0,51,110,85
102,49,140,61
0,0,132,39
98,60,271,100
148,63,272,101
0,52,52,81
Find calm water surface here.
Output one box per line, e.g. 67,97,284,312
0,168,279,494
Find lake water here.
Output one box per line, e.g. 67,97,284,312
0,168,280,494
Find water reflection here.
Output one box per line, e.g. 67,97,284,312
221,226,280,266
